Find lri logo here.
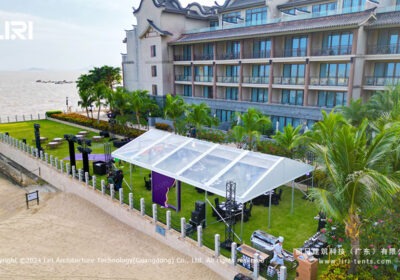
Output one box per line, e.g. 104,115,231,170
0,21,33,40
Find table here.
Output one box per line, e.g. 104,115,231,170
53,137,63,142
39,136,47,143
46,141,59,149
92,135,104,142
78,131,88,136
219,202,243,212
237,244,269,269
75,134,84,139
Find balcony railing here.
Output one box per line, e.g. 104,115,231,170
311,45,352,56
367,44,400,55
174,55,191,61
275,48,307,58
310,76,349,86
193,53,214,60
365,76,400,86
217,76,239,83
194,76,213,82
243,50,271,59
216,52,240,60
242,76,270,84
273,76,305,85
175,75,192,82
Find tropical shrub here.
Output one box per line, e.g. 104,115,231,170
197,128,226,143
155,123,171,131
45,110,63,117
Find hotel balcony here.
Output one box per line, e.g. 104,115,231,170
274,48,307,58
175,75,192,82
242,76,270,84
216,53,240,60
174,55,191,61
242,50,271,59
193,54,214,61
367,44,400,55
273,76,305,85
216,76,239,83
364,76,400,86
311,45,352,56
194,76,213,82
309,76,349,86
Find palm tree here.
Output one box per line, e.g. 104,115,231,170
339,99,368,127
309,118,400,275
186,102,218,131
272,124,303,158
127,89,153,128
88,66,121,90
76,74,94,118
234,108,271,151
366,84,400,119
92,83,110,122
107,87,129,116
164,94,187,134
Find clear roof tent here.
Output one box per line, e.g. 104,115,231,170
112,129,314,203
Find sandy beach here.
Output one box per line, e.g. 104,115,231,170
0,177,223,280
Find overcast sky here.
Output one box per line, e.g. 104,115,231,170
0,0,221,71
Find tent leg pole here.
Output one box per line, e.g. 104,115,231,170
240,207,244,243
130,163,132,190
205,191,207,227
268,193,272,229
291,180,294,214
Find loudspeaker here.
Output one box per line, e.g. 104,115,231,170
191,210,201,224
195,201,206,220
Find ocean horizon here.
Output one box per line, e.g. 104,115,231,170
0,70,82,120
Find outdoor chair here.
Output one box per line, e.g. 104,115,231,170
144,177,151,190
277,189,283,200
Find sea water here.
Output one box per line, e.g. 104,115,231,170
0,70,81,120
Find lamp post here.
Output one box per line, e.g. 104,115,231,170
148,112,151,129
66,97,69,112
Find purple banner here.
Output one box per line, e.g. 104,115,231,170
151,171,180,211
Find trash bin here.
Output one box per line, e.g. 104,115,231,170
93,161,107,175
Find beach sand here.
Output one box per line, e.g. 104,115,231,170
0,178,223,280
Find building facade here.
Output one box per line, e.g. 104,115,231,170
122,0,400,130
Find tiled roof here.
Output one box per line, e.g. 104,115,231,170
172,9,375,44
365,11,400,28
147,19,173,36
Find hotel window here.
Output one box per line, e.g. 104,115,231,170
322,32,353,55
252,64,270,83
203,86,213,98
183,66,191,81
226,65,240,82
222,12,241,23
373,62,400,85
312,2,336,15
317,91,347,108
152,84,157,96
226,41,240,58
225,87,238,100
282,89,303,106
285,36,307,57
253,39,271,58
151,66,157,77
183,45,191,60
378,30,400,54
246,7,267,26
283,64,305,84
183,85,192,97
271,116,302,132
150,45,156,57
251,88,268,103
320,63,350,86
216,109,236,122
203,43,214,59
195,65,213,82
342,0,364,13
210,21,218,28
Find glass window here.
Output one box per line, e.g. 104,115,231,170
317,91,347,107
152,84,157,96
223,12,241,23
216,109,236,122
183,66,191,77
226,41,241,58
320,63,350,85
343,0,364,13
151,65,157,77
251,88,268,103
252,65,270,77
285,36,307,57
322,32,353,55
226,87,238,100
183,45,191,60
203,43,214,59
253,39,271,58
281,90,304,105
312,2,336,15
203,86,213,98
150,45,156,57
210,21,218,28
183,85,192,97
246,7,267,26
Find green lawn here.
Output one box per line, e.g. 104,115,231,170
0,120,324,278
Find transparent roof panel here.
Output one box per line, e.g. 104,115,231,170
155,141,213,174
114,129,168,160
133,135,189,165
208,161,267,197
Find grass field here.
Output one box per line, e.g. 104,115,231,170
0,120,325,278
